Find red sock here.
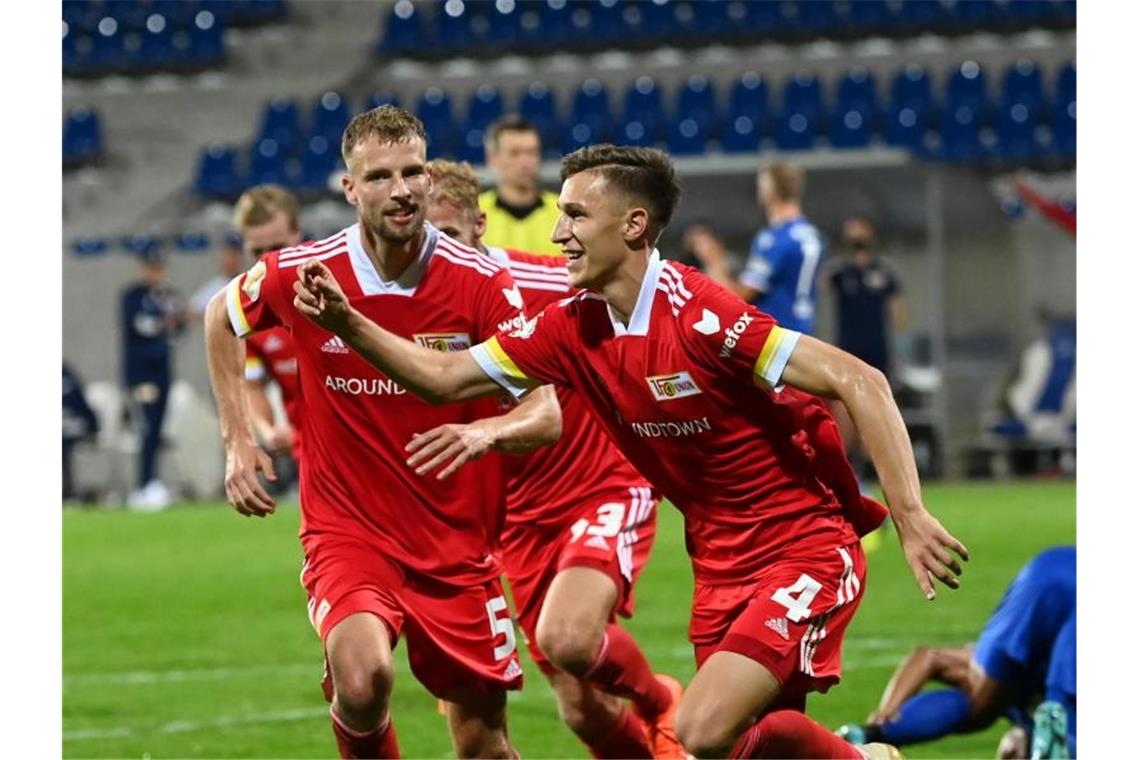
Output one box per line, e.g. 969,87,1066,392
732,710,863,759
584,625,670,718
330,708,400,759
585,707,654,759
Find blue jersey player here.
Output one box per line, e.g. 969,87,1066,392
838,546,1076,758
692,162,825,334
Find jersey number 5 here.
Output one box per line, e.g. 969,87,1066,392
771,574,822,622
485,596,517,662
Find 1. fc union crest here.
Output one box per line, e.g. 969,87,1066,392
646,371,703,401
414,333,472,352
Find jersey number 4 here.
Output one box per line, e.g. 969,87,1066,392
771,574,822,622
485,596,517,662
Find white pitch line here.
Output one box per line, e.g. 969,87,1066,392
65,662,318,687
64,706,330,742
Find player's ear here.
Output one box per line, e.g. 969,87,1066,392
341,172,357,207
623,207,650,244
475,210,487,239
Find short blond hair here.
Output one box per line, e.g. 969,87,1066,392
427,159,481,214
232,184,300,231
760,162,805,202
341,105,427,165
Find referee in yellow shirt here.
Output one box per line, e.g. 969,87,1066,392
478,115,563,256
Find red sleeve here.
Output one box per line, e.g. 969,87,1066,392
470,298,577,397
224,252,292,337
473,268,529,341
681,272,800,389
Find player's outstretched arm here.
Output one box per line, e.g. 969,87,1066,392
779,335,969,599
405,385,563,480
868,645,973,724
204,292,277,517
292,260,505,404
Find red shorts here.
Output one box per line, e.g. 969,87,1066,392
300,536,523,699
501,485,658,674
690,541,867,700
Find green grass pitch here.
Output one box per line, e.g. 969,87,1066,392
64,481,1074,758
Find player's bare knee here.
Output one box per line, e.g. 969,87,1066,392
536,620,603,677
675,700,739,758
331,658,394,724
452,728,512,759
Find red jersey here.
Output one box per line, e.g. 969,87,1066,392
471,252,887,585
245,326,302,455
483,247,651,530
226,223,527,584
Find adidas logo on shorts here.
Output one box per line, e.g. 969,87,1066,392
765,617,790,640
504,659,522,679
321,335,350,354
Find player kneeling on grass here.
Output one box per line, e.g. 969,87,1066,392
422,159,683,758
838,545,1075,759
291,144,967,759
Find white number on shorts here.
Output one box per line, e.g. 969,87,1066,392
485,596,517,662
771,574,823,622
569,502,626,543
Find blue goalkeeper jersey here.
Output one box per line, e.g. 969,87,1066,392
740,215,825,334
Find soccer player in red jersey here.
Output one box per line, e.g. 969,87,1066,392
203,107,564,759
291,145,968,759
417,160,682,758
233,185,304,459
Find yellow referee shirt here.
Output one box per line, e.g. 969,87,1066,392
478,189,563,256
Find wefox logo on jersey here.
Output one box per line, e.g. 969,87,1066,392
498,314,527,333
719,311,755,358
414,333,471,352
646,372,703,401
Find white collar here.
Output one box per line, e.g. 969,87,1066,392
607,249,662,337
346,222,440,297
483,245,509,265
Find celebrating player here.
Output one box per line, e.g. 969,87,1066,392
204,106,564,759
291,144,967,758
232,185,304,460
838,545,1075,759
420,159,682,758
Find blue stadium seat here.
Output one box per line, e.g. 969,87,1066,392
884,105,927,151
829,109,873,149
63,107,104,163
995,101,1040,160
297,135,339,193
122,234,162,256
378,0,426,56
365,90,401,112
844,0,893,36
952,0,1006,30
515,3,545,51
189,9,225,67
622,76,666,141
258,99,302,155
194,144,241,198
570,79,612,143
939,104,984,162
1001,60,1046,121
435,0,475,53
249,138,290,186
467,84,504,130
484,0,521,50
1053,62,1076,109
589,0,625,47
518,81,562,153
675,74,720,138
1050,98,1076,158
91,14,128,73
667,117,708,156
673,0,720,40
416,87,456,158
562,122,600,155
535,0,574,48
1005,0,1057,26
174,231,211,253
777,71,823,149
721,114,762,153
616,119,654,148
310,91,351,145
138,12,176,70
72,237,111,257
834,66,880,131
740,0,788,37
945,60,992,124
894,0,950,34
794,0,839,37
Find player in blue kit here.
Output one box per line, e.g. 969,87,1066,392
694,161,825,334
838,545,1076,757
